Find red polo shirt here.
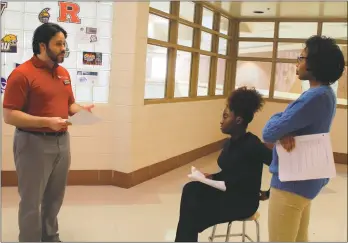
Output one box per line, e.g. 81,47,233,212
3,55,75,132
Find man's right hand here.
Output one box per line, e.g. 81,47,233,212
46,117,68,131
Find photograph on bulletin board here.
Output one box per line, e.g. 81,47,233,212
82,52,103,66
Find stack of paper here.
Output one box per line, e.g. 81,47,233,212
188,166,226,191
277,133,336,182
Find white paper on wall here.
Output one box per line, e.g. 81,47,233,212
77,26,98,44
76,70,98,86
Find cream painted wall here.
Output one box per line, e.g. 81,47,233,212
1,2,347,173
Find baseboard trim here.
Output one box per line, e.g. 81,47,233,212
1,138,228,188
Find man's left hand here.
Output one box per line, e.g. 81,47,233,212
82,104,94,113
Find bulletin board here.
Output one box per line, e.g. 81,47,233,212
1,1,113,103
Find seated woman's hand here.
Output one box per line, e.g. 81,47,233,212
203,173,212,179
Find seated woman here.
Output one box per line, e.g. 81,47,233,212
175,87,273,242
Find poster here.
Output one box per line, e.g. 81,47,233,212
1,1,7,16
1,34,17,53
38,8,51,23
78,26,98,43
76,70,98,85
57,1,81,24
1,77,6,94
83,52,102,65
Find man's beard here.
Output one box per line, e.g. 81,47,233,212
47,48,65,64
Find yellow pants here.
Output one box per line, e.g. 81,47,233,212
268,188,312,242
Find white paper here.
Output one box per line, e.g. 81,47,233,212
77,26,98,44
77,70,98,86
67,109,102,125
277,133,336,182
188,166,226,191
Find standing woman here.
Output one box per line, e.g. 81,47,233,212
262,35,345,242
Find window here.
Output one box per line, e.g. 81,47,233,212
239,22,275,38
145,45,168,99
278,22,317,39
149,2,170,13
235,61,272,97
146,1,232,101
1,1,113,103
238,42,273,58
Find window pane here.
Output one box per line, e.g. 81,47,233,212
216,58,226,95
197,55,211,96
235,61,272,97
148,14,169,42
179,1,195,22
145,45,168,99
178,24,193,47
274,63,301,100
238,42,273,58
339,44,347,62
322,22,347,40
175,51,192,98
277,43,303,59
220,16,229,35
149,2,170,13
202,8,213,29
279,22,317,39
200,31,212,51
218,38,227,55
239,22,275,38
337,67,347,105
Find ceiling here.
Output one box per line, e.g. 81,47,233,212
210,1,348,19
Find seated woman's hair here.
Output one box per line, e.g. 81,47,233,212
228,86,264,125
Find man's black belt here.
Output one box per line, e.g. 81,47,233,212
17,128,66,136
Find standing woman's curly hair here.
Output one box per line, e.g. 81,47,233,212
305,35,345,85
227,86,265,126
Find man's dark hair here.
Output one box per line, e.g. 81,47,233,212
32,23,67,55
227,86,264,125
305,35,345,85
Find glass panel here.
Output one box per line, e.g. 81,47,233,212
322,22,347,40
149,2,170,13
202,8,213,29
179,1,195,22
200,31,212,51
277,43,303,59
275,63,348,105
339,45,347,63
220,16,229,35
235,61,272,97
216,58,226,95
148,14,169,42
279,22,317,39
238,42,273,58
178,24,193,47
174,51,192,98
145,45,168,99
197,55,211,96
239,22,275,38
218,38,228,55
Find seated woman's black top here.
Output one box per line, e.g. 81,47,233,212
211,132,272,216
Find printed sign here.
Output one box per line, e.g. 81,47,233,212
57,1,81,24
38,8,51,23
78,27,98,43
1,77,6,94
77,71,98,85
65,41,70,58
1,34,18,53
1,1,7,16
83,52,102,66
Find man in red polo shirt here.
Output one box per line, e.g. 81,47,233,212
3,23,93,242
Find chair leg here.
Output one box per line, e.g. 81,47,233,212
225,222,232,242
255,219,260,242
242,221,246,242
209,225,217,242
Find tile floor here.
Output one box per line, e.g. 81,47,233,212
2,152,347,242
